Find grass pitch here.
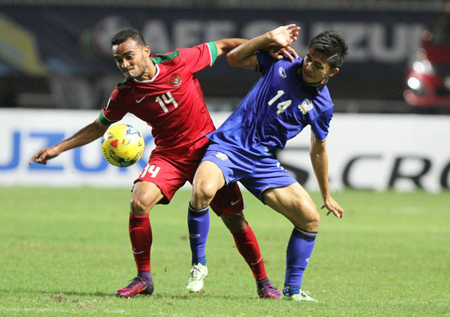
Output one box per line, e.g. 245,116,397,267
0,187,449,316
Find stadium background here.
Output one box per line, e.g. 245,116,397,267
1,0,449,192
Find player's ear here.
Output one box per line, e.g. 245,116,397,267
144,45,151,57
329,67,339,77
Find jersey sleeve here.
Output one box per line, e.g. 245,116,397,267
99,89,127,126
178,42,218,74
310,107,333,141
256,50,275,73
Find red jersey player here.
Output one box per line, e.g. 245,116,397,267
29,29,281,299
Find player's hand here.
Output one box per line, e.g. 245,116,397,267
279,46,299,62
29,146,61,165
321,196,344,218
268,24,300,48
263,44,299,62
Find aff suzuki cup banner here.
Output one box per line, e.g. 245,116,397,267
1,109,449,193
0,6,442,101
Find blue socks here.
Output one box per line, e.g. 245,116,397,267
283,227,317,295
188,203,210,266
283,285,300,297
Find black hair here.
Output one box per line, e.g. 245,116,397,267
310,30,348,69
111,28,146,47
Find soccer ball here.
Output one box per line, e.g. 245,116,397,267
101,124,145,167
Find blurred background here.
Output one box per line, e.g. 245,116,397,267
0,0,449,113
1,0,449,193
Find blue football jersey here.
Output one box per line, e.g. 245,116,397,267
207,51,334,157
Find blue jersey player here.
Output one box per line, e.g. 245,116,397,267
190,25,347,301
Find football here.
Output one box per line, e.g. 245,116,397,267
101,124,145,167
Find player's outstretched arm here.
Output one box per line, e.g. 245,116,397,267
29,118,108,165
227,24,300,70
309,132,344,218
214,38,247,57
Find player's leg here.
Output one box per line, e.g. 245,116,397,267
221,212,282,299
187,203,209,271
186,202,210,293
187,161,215,274
262,183,320,302
214,182,281,299
191,160,226,209
118,157,188,298
198,148,281,299
116,181,164,298
186,160,225,292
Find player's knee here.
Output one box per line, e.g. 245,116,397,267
302,205,321,231
291,204,320,232
307,213,320,232
192,180,216,208
130,192,151,216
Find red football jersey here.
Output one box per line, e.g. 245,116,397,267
100,42,218,158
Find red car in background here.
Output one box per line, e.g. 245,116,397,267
404,7,450,109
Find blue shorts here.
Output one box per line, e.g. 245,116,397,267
202,143,297,202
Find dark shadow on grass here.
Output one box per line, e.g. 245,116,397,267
1,288,112,298
148,293,257,301
3,288,256,300
55,290,113,297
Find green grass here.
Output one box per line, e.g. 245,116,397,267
1,187,449,316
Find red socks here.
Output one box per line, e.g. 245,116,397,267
129,214,152,272
129,214,266,281
232,224,267,280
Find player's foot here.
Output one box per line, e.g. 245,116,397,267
282,290,318,302
116,276,154,298
186,263,208,293
256,278,282,299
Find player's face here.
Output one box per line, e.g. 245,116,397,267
112,39,150,80
301,47,339,85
